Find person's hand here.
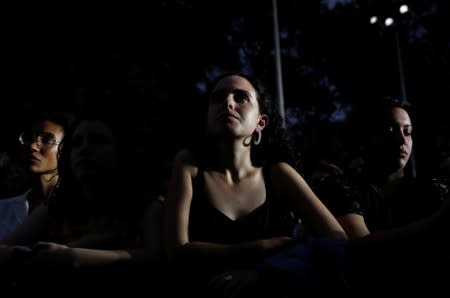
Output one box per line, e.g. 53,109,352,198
207,270,259,298
22,242,74,271
32,241,70,252
258,236,296,252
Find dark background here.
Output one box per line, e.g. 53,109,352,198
2,0,449,177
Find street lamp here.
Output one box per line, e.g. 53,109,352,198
370,4,417,178
272,0,286,127
370,4,410,104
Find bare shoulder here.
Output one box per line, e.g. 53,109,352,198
268,162,300,177
173,148,199,178
267,162,306,188
174,148,195,164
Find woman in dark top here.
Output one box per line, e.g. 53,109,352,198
1,109,164,294
164,72,347,297
189,166,300,245
312,97,449,296
165,75,450,297
317,97,446,238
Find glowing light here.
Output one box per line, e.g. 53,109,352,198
399,5,409,14
385,17,394,26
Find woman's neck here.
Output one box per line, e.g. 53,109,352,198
212,139,255,181
39,171,59,199
385,168,405,182
369,166,405,186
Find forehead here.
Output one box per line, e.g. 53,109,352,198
32,120,64,135
388,107,411,124
213,75,256,93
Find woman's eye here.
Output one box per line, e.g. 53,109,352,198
234,91,249,102
41,134,56,144
404,128,413,136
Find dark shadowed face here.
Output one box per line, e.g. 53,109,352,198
70,120,117,183
369,106,413,172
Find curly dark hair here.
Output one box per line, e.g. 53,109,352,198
191,72,301,171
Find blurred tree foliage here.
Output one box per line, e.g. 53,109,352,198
3,0,449,176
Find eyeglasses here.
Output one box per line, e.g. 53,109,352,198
19,132,60,147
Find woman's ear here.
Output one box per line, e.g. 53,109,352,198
256,114,269,132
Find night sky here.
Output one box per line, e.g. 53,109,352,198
2,0,449,175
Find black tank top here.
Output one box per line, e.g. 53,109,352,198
188,167,298,244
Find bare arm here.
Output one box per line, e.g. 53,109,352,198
68,247,144,268
271,162,347,240
19,241,146,270
351,202,448,248
345,189,450,244
337,213,370,239
64,201,164,265
164,150,294,266
32,199,167,269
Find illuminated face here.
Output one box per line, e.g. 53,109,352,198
23,120,64,175
207,75,267,140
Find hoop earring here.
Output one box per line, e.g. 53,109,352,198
253,131,262,145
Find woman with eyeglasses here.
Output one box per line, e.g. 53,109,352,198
1,106,166,293
0,111,71,241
